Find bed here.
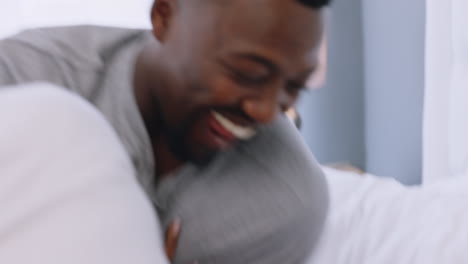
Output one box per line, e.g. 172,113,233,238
307,166,468,263
305,1,468,263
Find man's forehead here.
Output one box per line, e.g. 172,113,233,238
213,0,323,61
179,0,322,33
176,0,323,72
216,0,322,38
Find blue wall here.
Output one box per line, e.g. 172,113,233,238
298,0,426,185
298,0,366,170
362,0,425,184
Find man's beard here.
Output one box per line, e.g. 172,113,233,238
163,125,191,162
161,115,216,167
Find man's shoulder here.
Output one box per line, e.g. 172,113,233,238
165,116,329,263
206,114,328,217
5,25,149,70
243,115,326,185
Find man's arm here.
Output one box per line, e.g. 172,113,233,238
0,27,107,95
0,35,69,87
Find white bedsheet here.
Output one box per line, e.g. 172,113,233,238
309,167,468,264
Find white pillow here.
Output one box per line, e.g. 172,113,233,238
0,83,166,264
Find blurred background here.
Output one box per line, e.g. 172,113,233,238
1,0,427,185
298,0,425,185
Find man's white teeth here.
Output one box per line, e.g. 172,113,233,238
212,111,256,140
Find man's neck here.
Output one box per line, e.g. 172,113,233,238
133,45,160,136
133,45,184,180
152,135,185,179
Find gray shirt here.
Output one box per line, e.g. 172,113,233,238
0,26,328,264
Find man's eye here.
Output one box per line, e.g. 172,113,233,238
232,71,266,84
226,66,269,85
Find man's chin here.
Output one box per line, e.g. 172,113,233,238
189,140,247,166
188,148,220,167
168,141,219,166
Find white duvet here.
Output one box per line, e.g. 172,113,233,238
309,167,468,264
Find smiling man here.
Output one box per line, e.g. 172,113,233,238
136,0,328,177
0,0,331,263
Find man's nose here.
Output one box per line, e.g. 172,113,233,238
241,88,290,124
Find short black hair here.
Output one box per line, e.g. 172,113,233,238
297,0,332,8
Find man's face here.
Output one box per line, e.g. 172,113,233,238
150,0,323,163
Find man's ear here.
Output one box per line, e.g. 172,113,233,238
151,0,177,42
